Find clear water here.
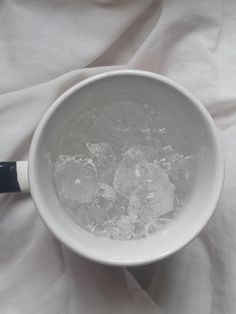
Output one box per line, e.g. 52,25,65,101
53,101,194,240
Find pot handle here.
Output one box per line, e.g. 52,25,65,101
0,161,29,193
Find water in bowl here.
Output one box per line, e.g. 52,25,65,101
53,101,195,240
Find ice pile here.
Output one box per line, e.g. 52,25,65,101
54,143,192,240
53,101,194,240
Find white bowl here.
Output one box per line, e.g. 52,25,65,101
29,70,224,266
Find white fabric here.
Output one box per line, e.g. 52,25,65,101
0,0,235,313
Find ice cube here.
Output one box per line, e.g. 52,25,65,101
86,142,116,184
91,183,116,212
113,146,170,198
54,155,97,204
86,143,115,166
113,146,152,198
81,205,107,232
128,176,174,224
159,152,194,197
101,215,135,240
72,183,116,233
113,147,144,198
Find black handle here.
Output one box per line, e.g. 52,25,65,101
0,162,21,193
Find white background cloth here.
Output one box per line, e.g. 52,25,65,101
0,0,236,313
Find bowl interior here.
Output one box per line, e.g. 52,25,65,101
29,71,224,266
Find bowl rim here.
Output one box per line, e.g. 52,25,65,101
29,69,225,266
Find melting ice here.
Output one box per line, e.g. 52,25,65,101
53,101,194,240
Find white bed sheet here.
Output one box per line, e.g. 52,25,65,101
0,0,236,313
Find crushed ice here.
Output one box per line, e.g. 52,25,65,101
53,102,194,240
